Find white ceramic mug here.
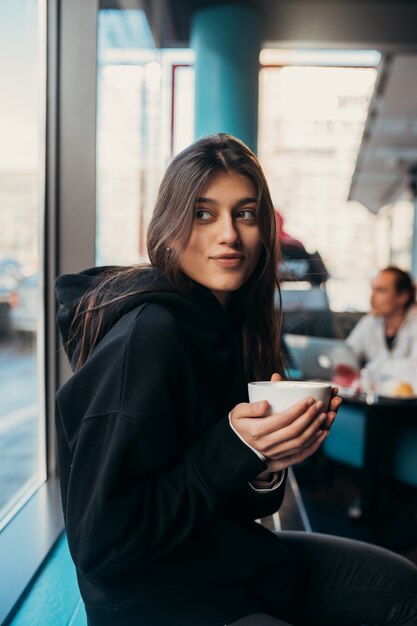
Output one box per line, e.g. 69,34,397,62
248,380,332,414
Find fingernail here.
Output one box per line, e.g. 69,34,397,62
316,429,324,437
307,397,315,406
315,401,323,410
319,413,327,421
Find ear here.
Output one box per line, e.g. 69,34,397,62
397,290,410,308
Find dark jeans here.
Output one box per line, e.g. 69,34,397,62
229,531,417,626
86,531,417,625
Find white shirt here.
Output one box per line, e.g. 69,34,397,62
346,305,417,388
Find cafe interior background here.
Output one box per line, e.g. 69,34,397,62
1,0,417,623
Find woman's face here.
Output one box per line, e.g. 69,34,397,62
178,171,262,307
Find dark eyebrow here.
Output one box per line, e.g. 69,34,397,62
235,197,257,206
196,197,217,204
196,196,257,205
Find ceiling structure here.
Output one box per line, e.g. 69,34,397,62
140,1,417,51
137,0,417,213
349,54,417,212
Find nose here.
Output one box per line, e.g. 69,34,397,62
217,214,240,245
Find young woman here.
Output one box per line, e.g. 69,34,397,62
55,134,417,626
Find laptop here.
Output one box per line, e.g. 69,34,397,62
284,333,360,381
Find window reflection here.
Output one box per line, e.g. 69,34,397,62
0,0,46,528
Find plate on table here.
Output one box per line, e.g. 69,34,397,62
376,381,417,401
377,392,417,401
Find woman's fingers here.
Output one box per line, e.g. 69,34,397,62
262,411,327,458
230,400,270,421
247,400,325,459
329,394,342,413
323,410,337,431
323,395,342,429
270,372,282,381
258,397,324,437
230,390,339,462
258,391,341,458
266,430,328,472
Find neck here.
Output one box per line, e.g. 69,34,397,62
384,308,407,336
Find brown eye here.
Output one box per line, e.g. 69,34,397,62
194,209,212,220
236,209,256,220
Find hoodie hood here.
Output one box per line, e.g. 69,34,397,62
55,265,241,371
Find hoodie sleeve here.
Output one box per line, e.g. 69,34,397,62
59,305,266,576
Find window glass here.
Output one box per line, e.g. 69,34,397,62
0,0,46,529
96,5,194,266
258,52,404,312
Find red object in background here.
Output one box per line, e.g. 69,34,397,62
276,210,329,284
332,363,360,389
275,210,306,249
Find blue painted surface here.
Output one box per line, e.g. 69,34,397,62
322,404,365,469
393,426,417,487
191,5,261,152
286,367,303,381
69,601,87,626
10,533,86,626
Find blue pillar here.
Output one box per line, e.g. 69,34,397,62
191,5,261,153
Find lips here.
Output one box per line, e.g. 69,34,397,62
210,254,245,268
210,253,244,260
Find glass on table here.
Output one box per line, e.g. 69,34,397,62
360,368,379,404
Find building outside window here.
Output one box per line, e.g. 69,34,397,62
0,0,47,531
96,6,194,266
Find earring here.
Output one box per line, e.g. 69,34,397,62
166,247,171,251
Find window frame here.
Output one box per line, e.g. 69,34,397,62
0,0,98,621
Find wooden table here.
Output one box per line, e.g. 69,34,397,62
342,394,417,526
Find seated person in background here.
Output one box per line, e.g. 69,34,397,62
346,266,417,392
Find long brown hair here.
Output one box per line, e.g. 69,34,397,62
70,133,284,379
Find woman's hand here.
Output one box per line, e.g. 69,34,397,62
230,372,342,475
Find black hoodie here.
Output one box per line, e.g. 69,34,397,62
55,266,298,625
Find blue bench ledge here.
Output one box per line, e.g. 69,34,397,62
8,533,86,626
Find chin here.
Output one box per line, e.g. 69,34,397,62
210,276,248,293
